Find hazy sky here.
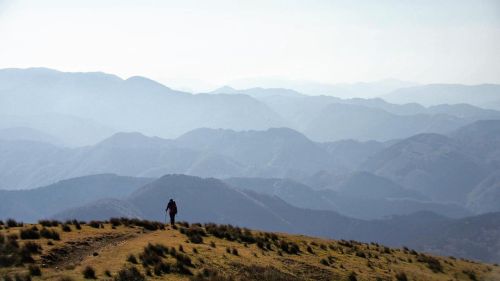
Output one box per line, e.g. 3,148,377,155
0,0,499,91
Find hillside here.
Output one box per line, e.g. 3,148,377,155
0,219,498,281
0,174,153,221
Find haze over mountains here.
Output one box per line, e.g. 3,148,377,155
2,68,500,145
2,67,500,264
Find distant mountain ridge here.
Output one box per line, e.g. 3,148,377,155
2,120,500,214
0,67,286,142
384,83,500,109
3,68,500,144
0,127,343,189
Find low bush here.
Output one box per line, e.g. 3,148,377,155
6,219,23,228
395,272,408,281
23,241,42,254
40,228,60,240
231,248,238,256
88,221,102,229
463,269,477,281
348,271,358,281
0,233,36,267
306,246,314,254
20,227,40,240
28,265,42,276
204,223,255,244
114,266,146,281
38,220,60,227
111,218,164,231
8,234,19,241
417,254,443,273
82,266,96,279
61,224,72,232
127,254,138,264
180,225,206,244
153,261,171,276
138,243,168,266
277,240,300,255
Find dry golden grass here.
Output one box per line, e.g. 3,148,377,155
1,221,499,281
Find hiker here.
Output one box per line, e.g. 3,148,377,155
166,199,178,225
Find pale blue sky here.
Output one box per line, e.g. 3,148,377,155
0,0,499,91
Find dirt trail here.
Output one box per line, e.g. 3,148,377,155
41,232,137,270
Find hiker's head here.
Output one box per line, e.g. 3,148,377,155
169,198,173,202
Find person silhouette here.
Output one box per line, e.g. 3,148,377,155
166,199,178,226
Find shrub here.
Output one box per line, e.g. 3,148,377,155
61,224,72,232
23,241,42,254
173,260,192,275
210,241,216,248
65,220,81,229
7,219,22,228
178,221,190,228
355,251,367,258
109,218,122,227
114,266,145,281
231,248,239,256
417,254,443,273
88,221,101,229
82,266,96,279
153,261,171,276
38,220,60,227
204,223,255,244
20,227,40,240
320,258,329,266
307,246,314,254
348,271,357,281
40,228,60,240
173,252,193,267
0,220,3,226
138,243,167,266
28,265,42,276
0,234,36,267
180,225,206,244
277,240,300,255
463,269,477,281
395,272,408,281
114,218,164,231
127,254,138,264
104,270,112,277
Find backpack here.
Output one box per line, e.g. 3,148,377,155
171,202,178,214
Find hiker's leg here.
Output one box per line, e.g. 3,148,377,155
170,213,175,225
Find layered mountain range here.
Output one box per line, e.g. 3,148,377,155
2,68,500,263
2,68,500,145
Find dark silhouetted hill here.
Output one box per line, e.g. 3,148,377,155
0,174,152,221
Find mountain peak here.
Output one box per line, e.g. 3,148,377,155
97,132,170,148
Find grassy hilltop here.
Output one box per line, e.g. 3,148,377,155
0,218,499,281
